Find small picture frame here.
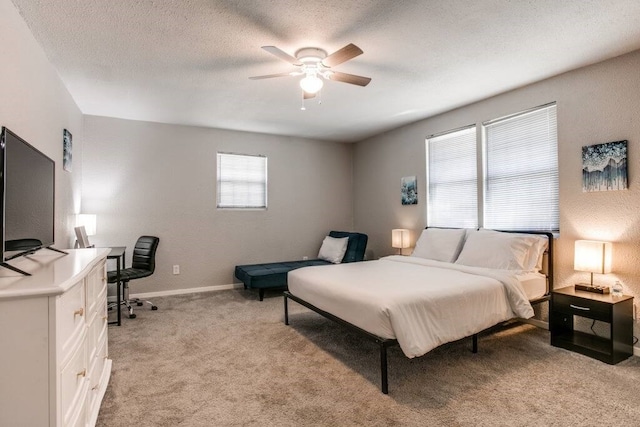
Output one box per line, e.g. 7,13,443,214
63,129,72,172
401,176,418,205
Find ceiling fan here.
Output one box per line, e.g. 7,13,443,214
249,43,371,100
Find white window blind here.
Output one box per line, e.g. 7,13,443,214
483,104,558,231
427,126,478,228
217,152,267,209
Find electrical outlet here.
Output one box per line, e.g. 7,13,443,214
302,256,308,261
173,265,180,275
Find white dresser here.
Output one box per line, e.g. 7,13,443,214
0,248,112,426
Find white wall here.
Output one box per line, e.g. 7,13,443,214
82,116,353,293
0,0,83,250
354,49,640,334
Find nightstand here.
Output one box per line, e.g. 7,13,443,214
550,286,634,364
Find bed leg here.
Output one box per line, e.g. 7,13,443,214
284,294,289,325
472,334,478,353
380,342,389,394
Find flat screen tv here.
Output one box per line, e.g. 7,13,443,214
1,127,59,275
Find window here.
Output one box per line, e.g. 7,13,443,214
426,126,478,228
426,103,558,232
216,152,267,209
483,104,558,231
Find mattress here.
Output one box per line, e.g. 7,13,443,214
287,255,534,358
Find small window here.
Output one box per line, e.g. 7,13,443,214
217,152,267,209
426,126,478,228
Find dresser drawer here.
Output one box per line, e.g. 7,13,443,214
88,333,108,400
60,338,88,426
56,281,86,358
88,308,108,359
67,384,89,427
86,260,107,315
553,293,611,322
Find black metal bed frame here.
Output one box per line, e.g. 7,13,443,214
283,230,554,394
284,291,477,394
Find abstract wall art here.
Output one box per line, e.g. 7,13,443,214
63,129,72,172
401,176,418,205
582,140,627,192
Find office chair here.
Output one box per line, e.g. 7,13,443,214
107,235,160,319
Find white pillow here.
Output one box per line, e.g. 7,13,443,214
318,236,349,264
455,230,537,270
532,238,548,271
411,228,467,263
492,232,548,271
522,235,548,271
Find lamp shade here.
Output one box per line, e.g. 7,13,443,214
574,240,612,274
392,229,411,249
75,214,97,236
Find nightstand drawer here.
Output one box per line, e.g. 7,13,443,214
553,293,611,321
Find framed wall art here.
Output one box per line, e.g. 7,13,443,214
401,176,418,205
582,140,627,192
63,129,72,172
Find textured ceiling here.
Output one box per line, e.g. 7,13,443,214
10,0,640,142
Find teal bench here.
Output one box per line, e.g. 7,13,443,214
234,231,368,301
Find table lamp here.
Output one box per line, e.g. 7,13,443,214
574,240,612,294
392,229,410,255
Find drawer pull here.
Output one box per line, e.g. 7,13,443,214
570,304,590,311
74,308,84,318
77,369,87,378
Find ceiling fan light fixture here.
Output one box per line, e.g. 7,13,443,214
299,74,323,94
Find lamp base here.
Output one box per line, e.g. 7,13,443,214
574,283,610,294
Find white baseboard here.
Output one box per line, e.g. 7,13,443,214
129,283,244,299
635,345,640,357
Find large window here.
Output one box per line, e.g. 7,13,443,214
483,104,558,231
427,126,478,228
426,103,558,232
216,152,267,209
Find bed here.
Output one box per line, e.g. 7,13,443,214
283,228,554,394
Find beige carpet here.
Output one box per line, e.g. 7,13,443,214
98,289,640,426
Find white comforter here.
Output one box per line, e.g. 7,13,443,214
287,255,534,358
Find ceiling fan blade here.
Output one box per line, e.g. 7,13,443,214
303,91,316,100
249,72,294,80
322,43,363,67
261,46,302,66
328,71,371,87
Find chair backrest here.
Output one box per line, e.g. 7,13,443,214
131,236,160,273
329,231,368,263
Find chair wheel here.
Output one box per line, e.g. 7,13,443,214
151,306,158,310
136,302,143,306
129,313,137,319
